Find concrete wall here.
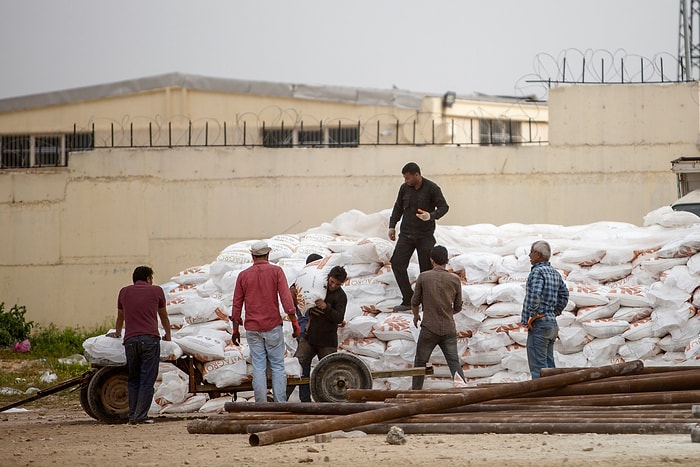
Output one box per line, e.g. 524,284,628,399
1,82,699,329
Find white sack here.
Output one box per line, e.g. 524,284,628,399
581,319,630,339
174,335,226,361
171,265,211,285
82,334,126,365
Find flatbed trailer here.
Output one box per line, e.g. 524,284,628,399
0,353,433,424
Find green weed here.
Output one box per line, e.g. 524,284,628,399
0,319,109,407
0,303,34,347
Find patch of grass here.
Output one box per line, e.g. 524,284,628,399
0,324,109,407
30,323,110,358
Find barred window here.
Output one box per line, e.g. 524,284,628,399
262,128,293,148
328,126,359,147
1,135,30,168
35,136,62,166
479,119,521,145
298,129,323,147
66,132,94,152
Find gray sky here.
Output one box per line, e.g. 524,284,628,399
0,0,679,100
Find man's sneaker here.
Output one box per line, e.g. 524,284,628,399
393,304,411,312
129,418,154,425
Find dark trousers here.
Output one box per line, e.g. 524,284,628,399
124,335,160,423
412,327,465,390
292,337,337,402
390,234,435,306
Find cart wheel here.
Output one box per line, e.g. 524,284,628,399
79,382,98,420
87,366,129,424
310,353,372,402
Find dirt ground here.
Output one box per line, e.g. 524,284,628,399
1,395,699,467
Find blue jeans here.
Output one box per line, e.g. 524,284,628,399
526,322,558,379
246,325,287,402
412,327,464,389
124,334,161,423
391,235,435,306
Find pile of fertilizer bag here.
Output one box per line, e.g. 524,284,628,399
83,206,700,412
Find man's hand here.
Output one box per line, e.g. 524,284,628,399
105,331,121,339
309,306,325,317
416,209,431,221
291,319,301,338
232,324,241,346
413,314,420,327
388,228,396,241
527,313,545,330
290,284,299,306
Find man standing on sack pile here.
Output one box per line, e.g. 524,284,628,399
520,240,569,379
107,265,171,425
293,265,348,401
388,162,449,311
411,245,466,390
231,240,300,402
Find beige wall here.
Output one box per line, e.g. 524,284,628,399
1,82,698,329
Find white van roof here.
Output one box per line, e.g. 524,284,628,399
672,189,700,206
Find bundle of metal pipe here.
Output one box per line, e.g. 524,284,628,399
186,362,700,443
188,409,695,435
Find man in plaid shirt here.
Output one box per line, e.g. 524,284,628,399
521,240,569,379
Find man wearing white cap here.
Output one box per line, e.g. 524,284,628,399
231,240,299,402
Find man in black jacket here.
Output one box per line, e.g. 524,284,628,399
389,162,449,311
293,265,348,402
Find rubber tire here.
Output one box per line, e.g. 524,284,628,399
310,352,372,402
87,365,130,424
79,380,98,420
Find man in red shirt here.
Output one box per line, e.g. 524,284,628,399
107,266,171,424
231,241,299,402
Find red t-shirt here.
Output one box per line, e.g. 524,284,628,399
231,261,295,332
117,281,166,341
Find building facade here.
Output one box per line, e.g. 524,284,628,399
0,75,695,328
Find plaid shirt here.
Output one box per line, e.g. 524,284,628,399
521,261,569,326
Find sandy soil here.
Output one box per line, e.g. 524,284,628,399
2,396,700,467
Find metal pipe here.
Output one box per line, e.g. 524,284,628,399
390,390,700,407
213,411,692,426
541,366,700,376
435,403,694,413
241,421,694,436
248,360,643,446
513,371,700,397
362,371,700,401
225,401,383,415
351,422,694,435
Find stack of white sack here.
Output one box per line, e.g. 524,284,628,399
85,205,700,404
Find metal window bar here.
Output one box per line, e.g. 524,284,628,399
1,116,550,170
328,125,359,147
34,136,62,167
1,135,30,168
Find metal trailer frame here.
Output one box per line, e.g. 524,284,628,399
0,353,433,424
